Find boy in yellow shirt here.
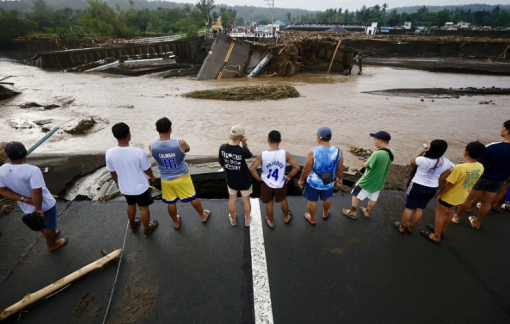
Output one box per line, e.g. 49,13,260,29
421,142,486,243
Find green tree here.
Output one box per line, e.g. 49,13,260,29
195,0,215,26
28,0,54,31
0,9,38,44
78,0,127,37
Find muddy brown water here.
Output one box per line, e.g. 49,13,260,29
1,60,510,172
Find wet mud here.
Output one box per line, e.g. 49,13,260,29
364,87,510,98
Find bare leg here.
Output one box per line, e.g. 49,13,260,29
453,189,481,223
346,195,361,215
190,198,209,221
241,195,251,226
473,191,498,228
434,204,448,241
228,194,237,225
265,200,275,228
400,208,414,229
138,206,151,230
491,183,509,212
442,205,457,236
43,228,68,251
280,199,291,223
322,198,331,218
365,199,377,215
167,203,180,228
408,208,424,230
307,200,317,223
127,204,137,225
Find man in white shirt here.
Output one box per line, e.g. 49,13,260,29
0,142,68,251
106,123,158,236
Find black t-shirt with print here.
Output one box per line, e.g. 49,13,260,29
218,143,253,190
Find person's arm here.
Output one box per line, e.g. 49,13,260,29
32,188,43,216
411,146,429,166
435,169,451,195
435,182,454,202
250,155,263,182
286,152,300,184
335,149,344,186
144,168,156,182
0,187,31,204
148,143,152,155
110,171,119,188
179,139,190,153
298,149,314,188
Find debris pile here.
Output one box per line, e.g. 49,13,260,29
182,85,300,101
65,118,96,135
0,85,21,100
0,198,17,216
350,146,373,158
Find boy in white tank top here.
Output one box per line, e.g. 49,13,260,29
250,130,300,228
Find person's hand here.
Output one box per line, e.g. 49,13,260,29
23,197,34,205
35,209,43,217
335,178,343,186
285,176,291,184
151,176,156,182
241,135,248,146
298,180,304,188
435,194,441,203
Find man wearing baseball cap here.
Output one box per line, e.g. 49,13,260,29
298,127,344,225
0,142,69,251
219,125,253,226
343,131,394,219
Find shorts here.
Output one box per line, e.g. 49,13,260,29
352,185,380,202
260,181,287,204
228,185,253,197
404,182,437,210
302,183,333,202
438,199,457,208
472,177,504,193
42,205,58,230
125,188,153,207
161,173,197,204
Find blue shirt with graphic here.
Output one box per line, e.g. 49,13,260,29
307,146,341,190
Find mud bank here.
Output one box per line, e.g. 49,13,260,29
364,86,510,98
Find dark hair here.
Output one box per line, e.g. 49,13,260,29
466,142,486,159
379,139,389,144
112,122,130,140
268,130,281,143
156,117,172,133
424,139,448,159
504,120,510,131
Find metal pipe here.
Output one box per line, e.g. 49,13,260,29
27,127,59,156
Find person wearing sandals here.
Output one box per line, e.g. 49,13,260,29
219,125,253,227
394,140,450,235
250,130,300,228
150,118,211,229
343,131,393,219
0,142,68,251
298,127,344,225
423,142,486,242
106,122,159,237
453,120,510,229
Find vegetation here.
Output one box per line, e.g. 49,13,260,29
182,85,300,101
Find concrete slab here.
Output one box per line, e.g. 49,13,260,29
1,193,509,323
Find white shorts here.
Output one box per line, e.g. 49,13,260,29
352,184,380,202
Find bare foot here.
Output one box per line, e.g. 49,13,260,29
173,216,181,229
245,215,251,227
48,237,69,251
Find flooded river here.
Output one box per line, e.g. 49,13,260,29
1,60,509,169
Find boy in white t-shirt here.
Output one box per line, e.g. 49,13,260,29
250,130,300,228
0,142,68,251
106,123,159,236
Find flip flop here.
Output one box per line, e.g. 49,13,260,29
394,221,405,234
426,223,435,232
131,218,141,233
322,211,331,220
55,229,61,237
304,212,316,225
48,237,69,251
265,216,274,229
468,216,480,230
405,225,413,235
201,209,211,223
229,213,237,226
451,212,460,224
360,207,370,219
144,220,159,237
173,215,181,229
284,210,292,224
420,230,440,244
245,215,251,227
342,208,357,220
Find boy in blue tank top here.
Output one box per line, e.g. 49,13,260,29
250,130,300,228
150,117,211,229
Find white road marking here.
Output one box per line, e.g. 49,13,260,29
250,198,274,324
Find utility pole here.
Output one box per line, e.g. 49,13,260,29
265,0,274,26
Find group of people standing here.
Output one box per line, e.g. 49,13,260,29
1,118,509,252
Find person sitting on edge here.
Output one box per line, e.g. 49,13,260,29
250,130,300,228
298,127,344,225
149,117,211,229
394,140,450,235
343,131,394,219
106,122,158,237
0,142,68,251
422,142,486,243
452,120,510,229
219,125,253,227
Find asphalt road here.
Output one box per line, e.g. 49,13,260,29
0,193,509,323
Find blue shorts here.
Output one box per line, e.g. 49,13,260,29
43,205,58,230
472,177,504,193
302,183,333,202
404,182,436,210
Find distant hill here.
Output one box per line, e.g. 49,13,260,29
393,4,510,14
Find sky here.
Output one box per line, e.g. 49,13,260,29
210,0,506,12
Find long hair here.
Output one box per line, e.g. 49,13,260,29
408,139,448,182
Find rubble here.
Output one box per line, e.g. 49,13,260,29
64,118,96,135
182,85,300,101
350,146,373,158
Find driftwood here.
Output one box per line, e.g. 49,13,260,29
0,249,122,321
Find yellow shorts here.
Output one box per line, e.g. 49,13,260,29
161,173,197,203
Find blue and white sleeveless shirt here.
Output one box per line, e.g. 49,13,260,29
261,149,287,189
307,146,341,190
151,139,188,180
